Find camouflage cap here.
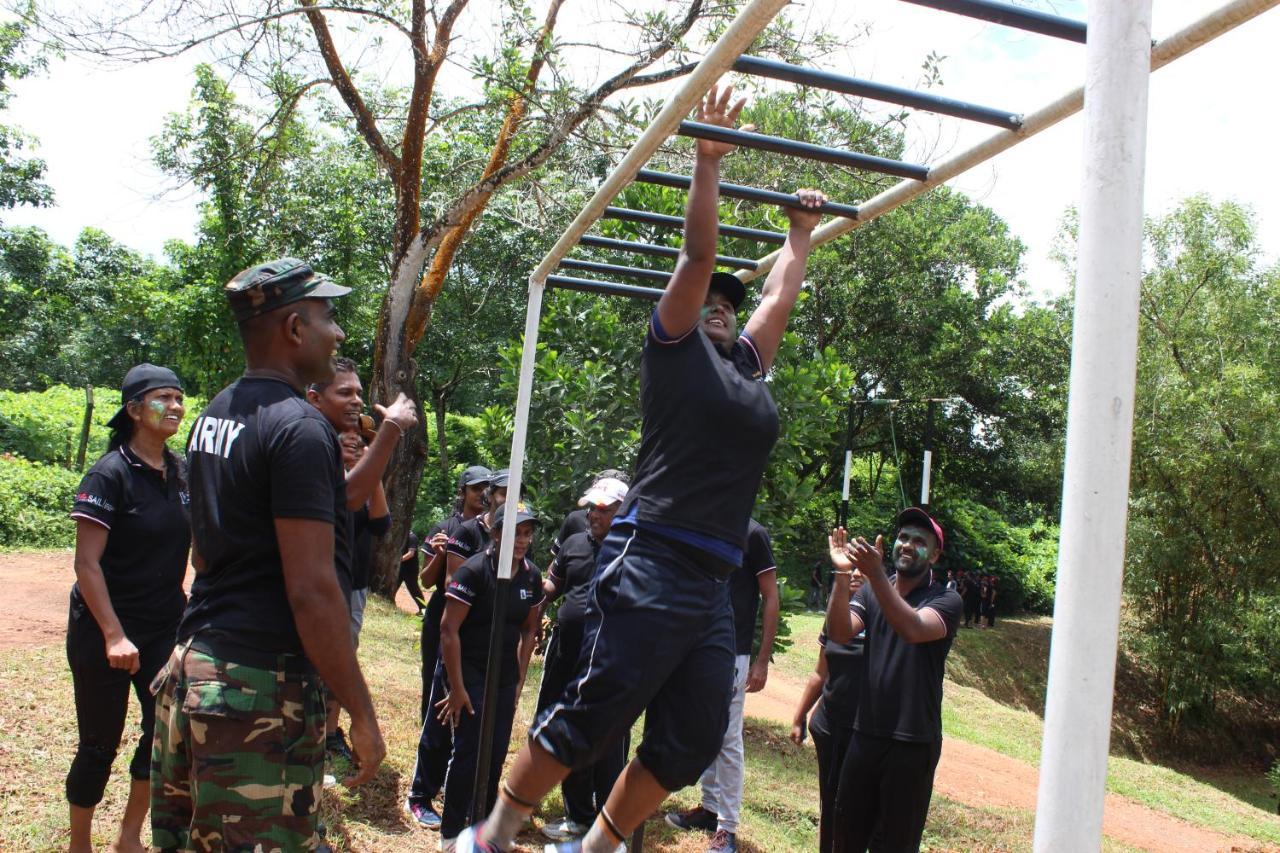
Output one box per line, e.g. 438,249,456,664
224,257,351,322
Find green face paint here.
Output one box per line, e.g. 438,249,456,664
892,534,932,578
147,398,167,424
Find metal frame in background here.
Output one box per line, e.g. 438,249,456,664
483,2,1280,851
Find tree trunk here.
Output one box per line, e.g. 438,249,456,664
434,391,450,489
369,250,434,598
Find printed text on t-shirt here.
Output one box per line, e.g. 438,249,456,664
187,415,247,458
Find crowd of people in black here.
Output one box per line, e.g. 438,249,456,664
60,87,973,853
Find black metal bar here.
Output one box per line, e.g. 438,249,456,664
732,55,1022,130
635,169,860,220
470,577,511,822
547,274,665,302
579,234,759,270
900,0,1086,43
678,120,929,181
603,206,787,245
559,258,670,283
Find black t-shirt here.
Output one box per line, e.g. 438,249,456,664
423,512,467,596
350,506,391,591
179,376,349,656
621,321,780,556
851,577,963,742
728,519,776,655
551,509,589,561
447,514,492,562
548,531,600,625
69,444,190,635
444,550,542,687
403,531,420,572
818,594,866,724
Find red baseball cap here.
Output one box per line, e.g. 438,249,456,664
897,507,944,552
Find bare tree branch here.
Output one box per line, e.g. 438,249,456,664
299,0,400,178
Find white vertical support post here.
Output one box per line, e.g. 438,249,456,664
1033,1,1153,850
494,279,547,580
919,450,932,505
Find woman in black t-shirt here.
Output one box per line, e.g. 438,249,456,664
461,86,827,853
436,503,543,845
65,364,190,853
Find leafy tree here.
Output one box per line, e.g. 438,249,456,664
0,16,51,211
29,0,852,592
1112,196,1280,735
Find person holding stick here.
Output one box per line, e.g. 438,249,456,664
458,83,826,853
436,503,544,849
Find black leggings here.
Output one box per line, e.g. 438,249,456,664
65,604,174,808
831,731,942,853
810,702,855,853
538,621,629,825
440,675,518,839
396,560,426,610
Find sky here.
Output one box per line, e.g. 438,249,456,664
6,0,1279,300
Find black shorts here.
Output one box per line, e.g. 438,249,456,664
530,526,735,791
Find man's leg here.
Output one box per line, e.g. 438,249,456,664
869,739,942,853
831,731,890,853
175,650,326,850
702,653,749,835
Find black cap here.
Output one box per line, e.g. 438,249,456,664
708,271,746,309
107,363,184,431
224,257,351,322
491,500,539,530
489,468,510,488
458,465,493,489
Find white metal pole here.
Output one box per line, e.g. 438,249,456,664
737,0,1280,284
1033,1,1153,849
919,449,932,506
494,279,546,581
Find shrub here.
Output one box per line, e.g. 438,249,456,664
0,385,116,467
0,453,79,548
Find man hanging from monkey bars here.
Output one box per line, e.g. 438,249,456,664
458,83,826,853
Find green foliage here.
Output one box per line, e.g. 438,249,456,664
0,385,116,466
0,453,77,547
0,16,52,212
1268,759,1280,811
1098,195,1280,734
935,495,1057,613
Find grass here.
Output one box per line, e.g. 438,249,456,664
4,589,1279,850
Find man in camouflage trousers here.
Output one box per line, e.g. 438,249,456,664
151,651,326,849
151,259,411,850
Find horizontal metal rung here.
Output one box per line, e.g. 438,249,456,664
547,275,664,302
603,206,787,245
732,55,1022,130
635,169,860,220
579,235,759,270
900,0,1086,44
678,120,929,181
559,258,671,283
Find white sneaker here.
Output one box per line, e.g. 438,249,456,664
542,817,590,841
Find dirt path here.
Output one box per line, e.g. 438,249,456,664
747,671,1261,853
0,550,73,650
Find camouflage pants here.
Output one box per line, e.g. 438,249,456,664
150,644,326,852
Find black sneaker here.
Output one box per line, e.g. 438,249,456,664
326,728,354,761
665,805,717,832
